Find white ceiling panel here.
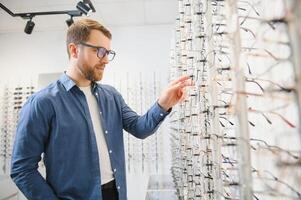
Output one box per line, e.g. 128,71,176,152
0,0,177,33
144,1,178,25
93,1,145,27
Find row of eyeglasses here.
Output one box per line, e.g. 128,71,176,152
0,85,35,174
169,0,301,199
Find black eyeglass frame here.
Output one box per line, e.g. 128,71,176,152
79,42,116,61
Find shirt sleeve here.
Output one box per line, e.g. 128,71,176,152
10,94,59,200
116,91,171,139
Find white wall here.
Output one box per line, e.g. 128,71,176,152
0,24,173,85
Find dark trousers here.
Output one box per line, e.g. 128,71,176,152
101,180,119,200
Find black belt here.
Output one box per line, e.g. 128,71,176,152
101,180,116,190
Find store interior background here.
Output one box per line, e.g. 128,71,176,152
0,0,178,199
2,1,301,200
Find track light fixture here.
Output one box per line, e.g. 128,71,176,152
0,1,96,34
76,1,92,16
24,17,35,34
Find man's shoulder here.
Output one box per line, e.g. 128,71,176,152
29,81,61,103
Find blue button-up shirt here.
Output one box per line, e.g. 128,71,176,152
10,73,170,200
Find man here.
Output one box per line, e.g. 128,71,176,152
10,19,192,200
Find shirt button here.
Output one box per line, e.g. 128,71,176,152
117,186,120,190
95,93,98,96
105,130,108,134
114,169,117,172
109,150,112,154
160,113,164,117
100,112,102,115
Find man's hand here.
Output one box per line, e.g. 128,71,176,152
158,75,193,111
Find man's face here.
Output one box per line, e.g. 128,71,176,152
76,30,111,82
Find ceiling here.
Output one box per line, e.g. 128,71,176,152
0,0,178,33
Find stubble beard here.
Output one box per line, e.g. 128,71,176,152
77,63,104,82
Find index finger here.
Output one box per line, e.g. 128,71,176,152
170,75,191,86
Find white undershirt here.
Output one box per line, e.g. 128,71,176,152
79,86,114,185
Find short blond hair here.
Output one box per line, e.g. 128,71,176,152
66,18,112,57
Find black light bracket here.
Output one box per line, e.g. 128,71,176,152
0,1,96,33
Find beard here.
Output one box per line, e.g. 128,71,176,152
77,62,105,82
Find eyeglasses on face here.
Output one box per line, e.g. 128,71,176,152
79,42,116,61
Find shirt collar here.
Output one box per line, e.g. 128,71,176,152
59,73,77,91
59,73,99,92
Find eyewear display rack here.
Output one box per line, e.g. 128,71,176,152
169,0,301,199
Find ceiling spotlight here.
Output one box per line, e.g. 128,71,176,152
76,1,92,16
1,2,96,35
66,16,74,27
24,18,35,34
83,0,96,12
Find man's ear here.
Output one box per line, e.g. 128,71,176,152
68,43,79,58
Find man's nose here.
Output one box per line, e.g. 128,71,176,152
101,54,109,64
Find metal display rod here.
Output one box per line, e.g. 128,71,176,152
225,0,253,199
287,1,301,144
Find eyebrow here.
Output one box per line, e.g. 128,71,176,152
81,42,111,51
